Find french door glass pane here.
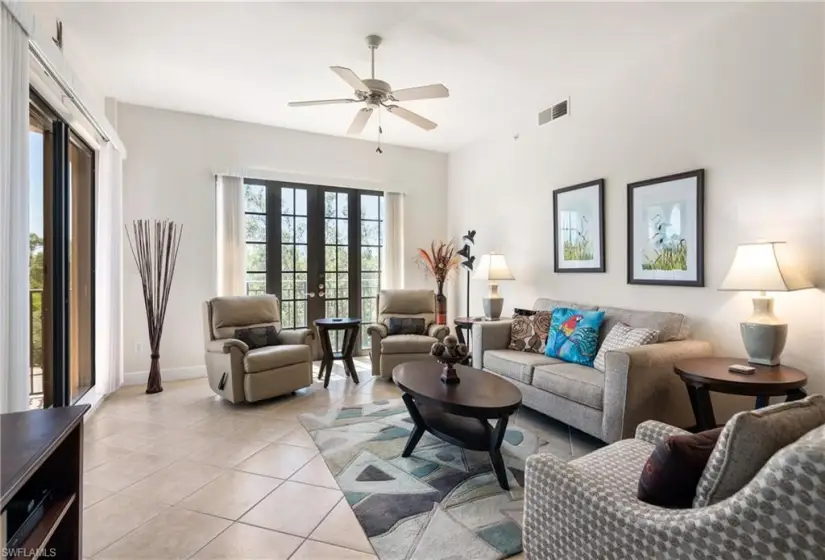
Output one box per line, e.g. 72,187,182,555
295,189,307,215
295,217,308,243
296,245,308,271
281,216,294,242
68,135,94,403
282,245,295,271
245,215,266,242
361,195,379,219
247,243,266,271
247,273,266,295
282,187,295,214
295,273,307,299
361,247,379,271
245,184,266,212
360,193,384,349
28,119,47,409
361,221,379,245
282,273,294,300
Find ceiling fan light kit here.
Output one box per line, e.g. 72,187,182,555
288,34,449,139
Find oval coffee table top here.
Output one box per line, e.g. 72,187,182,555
674,357,807,394
392,361,522,418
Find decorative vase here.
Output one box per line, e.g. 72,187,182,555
436,282,447,325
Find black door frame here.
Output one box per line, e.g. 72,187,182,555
30,89,97,407
244,179,382,354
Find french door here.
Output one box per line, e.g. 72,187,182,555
243,180,383,353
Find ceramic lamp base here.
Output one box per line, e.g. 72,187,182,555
482,282,504,320
741,322,787,366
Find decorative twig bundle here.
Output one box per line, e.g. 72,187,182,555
125,219,183,394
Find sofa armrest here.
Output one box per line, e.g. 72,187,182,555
635,420,691,446
278,328,313,346
523,448,800,559
602,339,713,442
471,320,512,369
206,338,249,354
428,324,449,340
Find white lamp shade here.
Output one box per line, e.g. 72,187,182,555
473,253,515,281
719,242,812,292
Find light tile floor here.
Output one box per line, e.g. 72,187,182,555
82,358,602,559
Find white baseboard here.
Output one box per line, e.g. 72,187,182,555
123,365,207,386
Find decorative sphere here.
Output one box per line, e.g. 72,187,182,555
457,343,469,356
444,335,459,348
430,342,446,356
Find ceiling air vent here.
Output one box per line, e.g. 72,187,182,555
538,98,569,126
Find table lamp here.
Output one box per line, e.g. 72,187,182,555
719,242,812,366
474,253,515,320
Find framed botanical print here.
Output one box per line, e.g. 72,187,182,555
553,179,605,273
627,169,704,286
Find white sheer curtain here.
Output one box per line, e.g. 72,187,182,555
0,5,30,413
95,142,124,396
216,175,246,296
382,191,404,289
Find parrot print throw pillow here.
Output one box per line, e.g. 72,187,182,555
545,307,605,366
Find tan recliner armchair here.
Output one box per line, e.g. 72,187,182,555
203,295,313,403
367,289,450,379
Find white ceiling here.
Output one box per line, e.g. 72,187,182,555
48,1,741,152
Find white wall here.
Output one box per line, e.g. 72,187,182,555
448,3,825,393
118,104,448,377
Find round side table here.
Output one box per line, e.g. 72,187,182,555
674,357,808,431
314,318,361,389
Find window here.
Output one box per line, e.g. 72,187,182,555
359,194,384,347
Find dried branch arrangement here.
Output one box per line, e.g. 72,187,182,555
125,219,183,394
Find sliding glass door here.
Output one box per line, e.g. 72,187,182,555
243,180,383,354
28,91,96,408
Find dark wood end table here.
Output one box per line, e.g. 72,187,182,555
674,357,808,431
392,361,522,490
314,318,361,389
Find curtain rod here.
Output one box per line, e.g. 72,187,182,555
28,41,110,143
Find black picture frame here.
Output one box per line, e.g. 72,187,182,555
553,179,606,273
627,169,705,287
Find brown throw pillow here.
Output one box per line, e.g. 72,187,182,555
638,427,723,508
508,310,551,353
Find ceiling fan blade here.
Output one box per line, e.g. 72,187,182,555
288,98,359,107
347,108,373,135
385,105,437,131
330,66,370,93
391,84,450,102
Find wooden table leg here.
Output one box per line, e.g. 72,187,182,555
686,383,716,431
755,394,770,409
321,327,335,389
786,388,808,402
400,393,425,457
342,326,360,384
489,415,510,491
455,326,467,345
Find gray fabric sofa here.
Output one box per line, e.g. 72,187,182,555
523,397,825,559
368,289,450,379
202,295,313,403
472,298,712,442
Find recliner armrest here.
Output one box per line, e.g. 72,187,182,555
278,328,313,346
367,323,388,338
206,338,248,354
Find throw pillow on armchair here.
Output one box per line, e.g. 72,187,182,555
545,307,605,366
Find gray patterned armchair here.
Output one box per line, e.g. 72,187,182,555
367,289,449,379
524,403,825,559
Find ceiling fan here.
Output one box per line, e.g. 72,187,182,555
287,35,449,136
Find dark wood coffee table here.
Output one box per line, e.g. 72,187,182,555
674,357,808,431
392,361,522,490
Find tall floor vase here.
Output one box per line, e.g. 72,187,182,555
436,282,447,325
125,220,183,394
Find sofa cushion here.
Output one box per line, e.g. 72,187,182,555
694,394,825,507
483,349,562,384
244,344,310,373
532,362,605,410
599,306,689,344
381,334,437,355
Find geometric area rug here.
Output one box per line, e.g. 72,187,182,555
299,398,556,560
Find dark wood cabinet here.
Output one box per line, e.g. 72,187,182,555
1,405,88,559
